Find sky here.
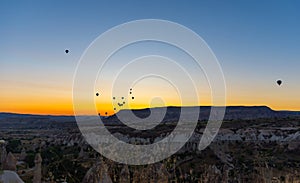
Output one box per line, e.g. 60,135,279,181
0,0,300,115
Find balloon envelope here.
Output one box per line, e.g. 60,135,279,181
277,80,282,86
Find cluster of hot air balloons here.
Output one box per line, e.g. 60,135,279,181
130,88,135,99
94,88,136,116
114,96,126,107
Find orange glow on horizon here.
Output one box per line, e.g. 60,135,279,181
1,81,299,115
1,99,300,116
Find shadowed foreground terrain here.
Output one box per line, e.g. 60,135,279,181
0,106,299,183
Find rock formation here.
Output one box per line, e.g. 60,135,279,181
4,152,17,171
33,153,42,183
19,148,26,161
119,165,130,183
82,160,112,183
0,170,24,183
157,164,169,183
78,147,85,159
1,148,7,170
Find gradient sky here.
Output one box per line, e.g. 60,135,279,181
1,0,300,115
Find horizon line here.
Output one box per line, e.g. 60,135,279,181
1,105,299,116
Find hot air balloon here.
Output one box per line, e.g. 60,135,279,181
96,93,99,96
277,80,282,86
65,50,69,53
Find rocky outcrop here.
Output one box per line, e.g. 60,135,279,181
33,153,42,183
1,145,7,170
4,152,17,171
0,170,24,183
82,160,112,183
19,148,26,161
119,165,130,183
157,164,169,183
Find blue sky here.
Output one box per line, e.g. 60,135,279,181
1,0,300,114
